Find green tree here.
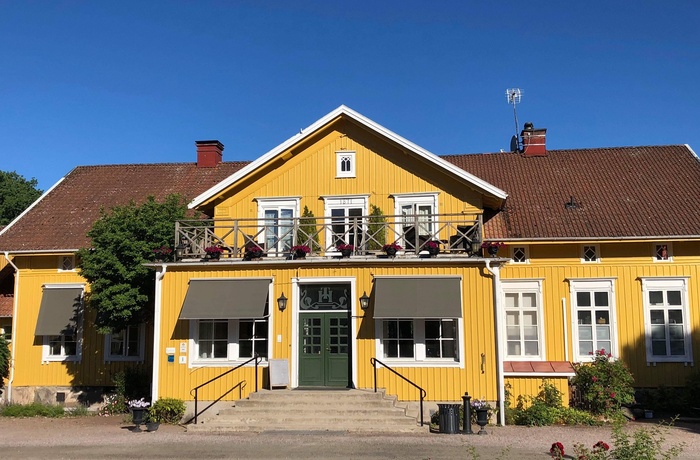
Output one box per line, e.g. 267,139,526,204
0,171,43,225
296,206,321,252
77,194,188,334
0,332,9,396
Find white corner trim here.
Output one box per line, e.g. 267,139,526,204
188,106,508,209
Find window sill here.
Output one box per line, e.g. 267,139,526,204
190,359,269,368
377,359,461,368
42,356,80,363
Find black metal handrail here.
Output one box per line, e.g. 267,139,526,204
370,357,427,426
190,354,262,424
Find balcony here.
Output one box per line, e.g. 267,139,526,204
173,213,482,261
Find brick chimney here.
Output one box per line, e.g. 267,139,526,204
520,122,547,157
196,140,224,167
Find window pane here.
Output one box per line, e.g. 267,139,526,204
398,321,413,339
214,321,228,339
239,321,253,340
505,293,518,309
507,342,521,355
199,321,213,339
649,291,664,305
669,325,684,340
595,311,609,325
384,340,398,358
652,341,667,356
667,291,682,306
668,310,683,324
383,321,397,339
441,341,455,358
524,341,539,356
579,341,593,356
521,293,536,309
442,320,455,339
593,292,609,307
212,341,227,358
398,341,414,358
239,341,252,358
523,311,537,327
597,341,611,353
523,326,538,340
596,326,610,340
64,339,77,356
506,311,519,326
670,340,686,356
578,311,592,325
650,310,665,324
651,325,666,340
506,326,521,340
579,326,592,340
425,340,440,358
425,320,440,339
577,292,591,307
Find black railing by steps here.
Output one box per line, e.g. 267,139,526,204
370,357,427,427
190,354,262,425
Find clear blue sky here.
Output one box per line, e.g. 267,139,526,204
2,1,699,191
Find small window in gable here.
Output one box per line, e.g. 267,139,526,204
59,256,75,271
582,245,599,263
511,246,528,263
336,151,356,178
654,243,672,262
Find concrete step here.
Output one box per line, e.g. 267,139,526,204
188,389,422,433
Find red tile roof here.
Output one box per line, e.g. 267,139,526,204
0,162,247,252
443,145,700,240
504,361,575,375
0,295,12,317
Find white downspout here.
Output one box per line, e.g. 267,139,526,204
3,252,19,403
484,260,505,426
562,298,570,362
150,264,167,403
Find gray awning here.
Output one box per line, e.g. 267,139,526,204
373,277,462,319
179,278,271,320
35,287,83,335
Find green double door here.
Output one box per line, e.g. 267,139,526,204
298,312,349,387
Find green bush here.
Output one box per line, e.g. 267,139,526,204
571,349,635,416
0,333,9,397
0,402,66,417
510,380,599,426
148,398,185,424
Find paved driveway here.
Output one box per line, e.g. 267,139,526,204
0,416,698,459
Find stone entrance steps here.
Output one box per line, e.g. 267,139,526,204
187,389,425,433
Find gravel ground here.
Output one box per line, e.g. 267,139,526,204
0,416,697,459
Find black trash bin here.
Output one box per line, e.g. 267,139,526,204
437,403,460,434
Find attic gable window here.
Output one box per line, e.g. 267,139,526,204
582,245,599,263
336,151,356,178
654,243,672,262
59,256,75,271
511,246,528,263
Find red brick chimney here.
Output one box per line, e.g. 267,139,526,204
520,122,547,157
196,140,224,167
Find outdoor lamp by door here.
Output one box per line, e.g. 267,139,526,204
359,291,370,311
471,239,481,255
175,240,187,259
277,293,288,312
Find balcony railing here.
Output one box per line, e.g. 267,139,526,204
174,213,482,261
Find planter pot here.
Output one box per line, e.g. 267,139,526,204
475,408,488,435
244,250,263,261
146,422,160,432
294,250,307,260
384,247,397,257
206,252,221,261
340,249,353,258
130,407,147,432
487,246,499,257
427,246,440,257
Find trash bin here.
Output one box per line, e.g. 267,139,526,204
437,403,460,434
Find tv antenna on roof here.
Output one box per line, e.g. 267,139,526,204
506,88,522,152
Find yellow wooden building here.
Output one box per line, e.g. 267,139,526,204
1,106,699,425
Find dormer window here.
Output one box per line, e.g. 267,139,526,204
336,151,356,178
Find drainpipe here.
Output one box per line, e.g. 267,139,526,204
151,264,167,403
3,252,19,403
484,260,505,426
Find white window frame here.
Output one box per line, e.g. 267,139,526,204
41,284,84,363
581,244,600,263
189,318,271,367
256,197,300,255
336,151,356,178
653,243,673,262
104,324,146,362
511,246,529,264
569,279,618,362
375,318,464,368
58,255,75,272
392,193,439,247
322,195,369,251
501,279,545,360
641,277,693,363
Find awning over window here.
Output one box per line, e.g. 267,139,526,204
373,277,462,319
179,278,271,320
35,287,83,336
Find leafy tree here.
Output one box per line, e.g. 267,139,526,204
0,171,43,225
0,332,9,396
296,206,321,252
77,194,188,334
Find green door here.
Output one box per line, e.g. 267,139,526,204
299,312,349,387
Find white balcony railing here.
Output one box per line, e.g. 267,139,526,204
174,213,482,261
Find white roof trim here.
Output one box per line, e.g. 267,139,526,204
188,105,507,209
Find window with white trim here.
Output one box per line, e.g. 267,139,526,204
581,245,599,263
502,280,544,359
58,256,75,271
654,243,672,262
393,193,438,250
336,151,356,178
570,279,616,361
1,325,11,341
191,317,270,365
43,331,81,362
642,278,692,362
257,198,299,255
511,246,528,263
105,324,145,361
379,318,460,364
323,196,368,249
